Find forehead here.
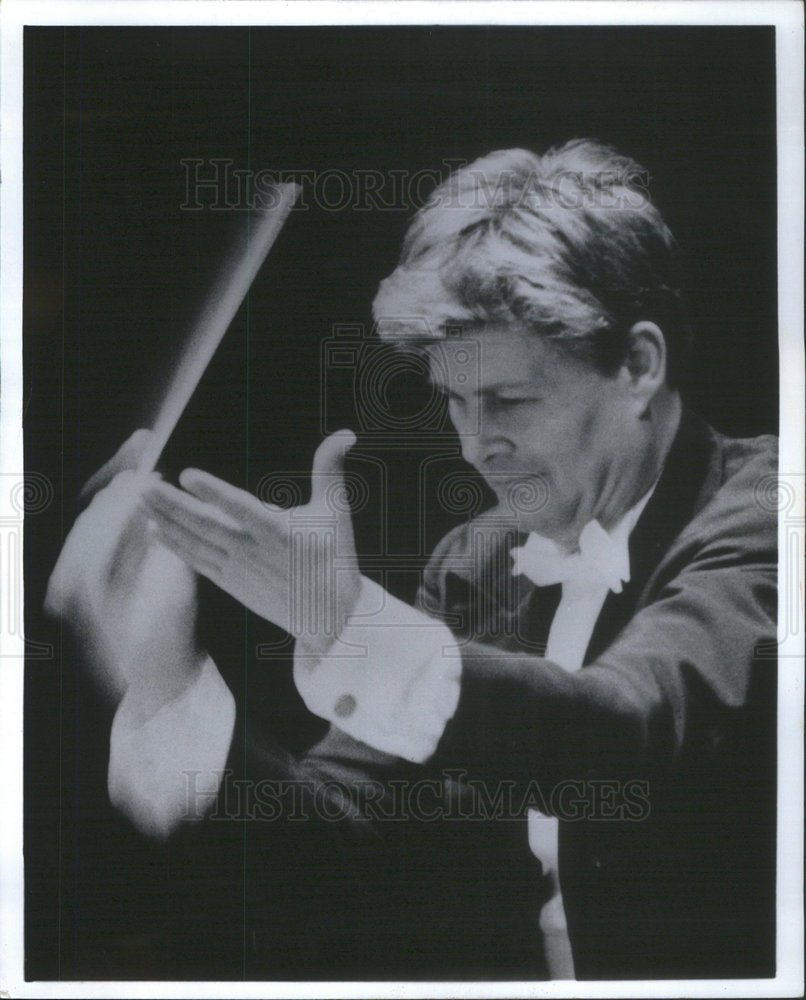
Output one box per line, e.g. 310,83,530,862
424,323,579,393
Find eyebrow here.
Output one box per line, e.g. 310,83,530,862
427,376,539,395
484,382,539,394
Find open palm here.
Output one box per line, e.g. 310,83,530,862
142,430,360,660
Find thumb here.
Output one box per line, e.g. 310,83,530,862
309,429,357,508
78,428,157,506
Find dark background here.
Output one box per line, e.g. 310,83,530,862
24,25,778,980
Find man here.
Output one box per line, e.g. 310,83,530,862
46,140,777,979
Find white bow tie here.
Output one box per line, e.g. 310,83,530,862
510,519,630,594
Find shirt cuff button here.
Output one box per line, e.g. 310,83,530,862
334,693,357,718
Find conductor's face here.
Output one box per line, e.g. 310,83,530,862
427,323,648,543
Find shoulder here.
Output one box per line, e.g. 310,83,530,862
716,430,778,490
695,430,777,541
656,429,778,584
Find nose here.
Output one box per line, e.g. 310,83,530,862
452,404,509,470
460,433,509,470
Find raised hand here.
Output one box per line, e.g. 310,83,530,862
142,430,360,660
45,431,204,712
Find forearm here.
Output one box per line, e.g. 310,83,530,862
296,566,774,800
435,569,776,791
108,654,236,839
293,574,651,787
432,642,665,792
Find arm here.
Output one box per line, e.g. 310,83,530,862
422,454,778,791
49,430,438,840
286,534,773,802
108,654,235,838
142,429,776,806
290,449,776,805
44,433,236,839
434,555,776,792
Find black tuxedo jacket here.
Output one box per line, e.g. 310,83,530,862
177,411,777,981
419,410,778,978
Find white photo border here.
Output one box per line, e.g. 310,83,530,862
1,2,803,998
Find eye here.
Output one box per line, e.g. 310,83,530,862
494,396,535,408
438,388,464,405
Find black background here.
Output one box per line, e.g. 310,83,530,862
24,25,777,980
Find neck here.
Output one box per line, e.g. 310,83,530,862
541,391,682,552
593,391,682,536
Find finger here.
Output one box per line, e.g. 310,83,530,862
78,429,157,505
148,520,224,583
178,468,265,521
142,503,230,565
309,429,357,506
150,526,221,583
145,485,292,564
143,481,244,548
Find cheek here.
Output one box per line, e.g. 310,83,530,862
578,399,600,439
577,402,629,486
534,410,608,490
576,387,625,444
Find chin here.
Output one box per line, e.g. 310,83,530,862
505,489,580,542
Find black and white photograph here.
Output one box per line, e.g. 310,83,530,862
1,1,803,995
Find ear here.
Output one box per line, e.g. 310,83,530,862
620,321,668,414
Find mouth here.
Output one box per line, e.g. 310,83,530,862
483,472,553,516
483,470,549,487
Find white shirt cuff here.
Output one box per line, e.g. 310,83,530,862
293,577,461,763
108,656,236,839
